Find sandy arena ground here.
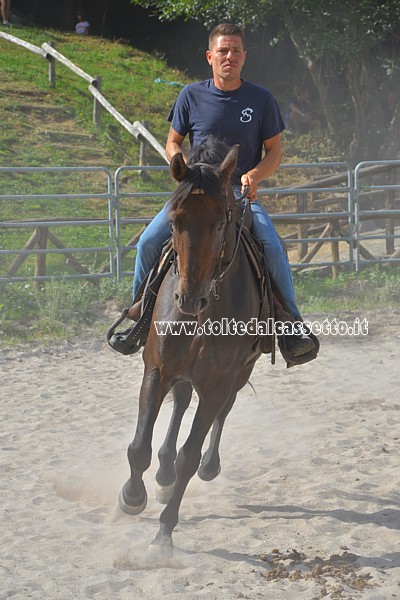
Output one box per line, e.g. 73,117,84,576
1,308,399,600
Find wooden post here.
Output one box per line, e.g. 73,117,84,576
386,167,395,255
296,192,308,260
139,136,147,167
34,226,48,293
46,229,89,274
93,75,102,127
6,228,41,277
139,120,152,167
48,41,56,87
330,224,340,279
298,222,332,265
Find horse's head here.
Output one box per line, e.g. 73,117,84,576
168,142,239,316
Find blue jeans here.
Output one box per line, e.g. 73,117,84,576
133,189,300,320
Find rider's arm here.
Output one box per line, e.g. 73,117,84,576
241,133,282,199
166,127,187,163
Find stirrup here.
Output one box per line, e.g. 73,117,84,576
108,330,142,355
107,298,156,356
106,309,143,355
106,242,176,357
278,328,320,368
107,278,159,356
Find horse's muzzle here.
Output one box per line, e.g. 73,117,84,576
175,292,209,316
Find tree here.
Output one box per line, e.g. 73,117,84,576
130,0,400,162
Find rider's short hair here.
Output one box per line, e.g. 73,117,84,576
208,23,246,50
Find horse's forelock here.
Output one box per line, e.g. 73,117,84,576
168,163,223,211
168,137,230,212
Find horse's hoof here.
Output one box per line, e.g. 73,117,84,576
147,537,174,561
197,463,221,481
155,481,175,505
118,485,147,515
147,541,174,561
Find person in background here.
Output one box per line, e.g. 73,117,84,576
285,89,321,134
75,11,90,35
0,0,11,26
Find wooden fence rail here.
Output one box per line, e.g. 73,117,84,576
0,31,168,164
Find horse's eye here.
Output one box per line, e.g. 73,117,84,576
217,222,225,232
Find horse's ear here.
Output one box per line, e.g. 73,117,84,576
170,152,187,182
218,144,239,183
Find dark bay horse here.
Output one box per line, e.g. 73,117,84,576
118,139,266,557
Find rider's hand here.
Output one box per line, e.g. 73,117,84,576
241,173,258,201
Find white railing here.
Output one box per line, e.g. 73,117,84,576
0,31,168,164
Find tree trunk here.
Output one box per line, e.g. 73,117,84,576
283,15,346,151
61,0,77,29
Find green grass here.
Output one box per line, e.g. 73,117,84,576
0,277,133,344
294,265,400,314
1,265,399,345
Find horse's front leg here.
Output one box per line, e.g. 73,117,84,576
155,381,193,504
149,383,231,557
119,367,169,515
197,391,237,481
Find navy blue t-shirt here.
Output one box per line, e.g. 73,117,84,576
167,79,285,185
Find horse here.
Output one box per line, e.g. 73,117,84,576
118,139,267,557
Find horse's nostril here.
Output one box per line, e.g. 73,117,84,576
175,293,185,308
196,297,209,312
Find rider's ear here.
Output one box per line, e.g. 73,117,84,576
218,145,239,184
170,152,187,182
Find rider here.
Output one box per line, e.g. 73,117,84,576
127,22,317,362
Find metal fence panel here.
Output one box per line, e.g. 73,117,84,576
2,161,400,284
114,162,354,279
114,165,170,281
0,167,114,283
258,162,353,272
354,160,400,271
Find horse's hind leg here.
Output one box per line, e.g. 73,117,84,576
197,391,236,481
155,381,192,504
119,368,169,515
150,385,230,556
198,364,256,481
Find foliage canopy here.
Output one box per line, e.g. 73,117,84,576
131,0,400,162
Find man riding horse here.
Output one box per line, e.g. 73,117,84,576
117,22,318,365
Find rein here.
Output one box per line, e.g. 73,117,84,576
210,186,249,299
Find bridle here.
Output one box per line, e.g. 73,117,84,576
171,183,250,301
210,185,250,299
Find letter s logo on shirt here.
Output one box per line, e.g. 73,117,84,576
240,107,253,123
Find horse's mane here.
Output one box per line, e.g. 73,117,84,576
186,137,229,167
168,137,230,211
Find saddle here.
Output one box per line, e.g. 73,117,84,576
107,210,319,367
107,214,271,358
